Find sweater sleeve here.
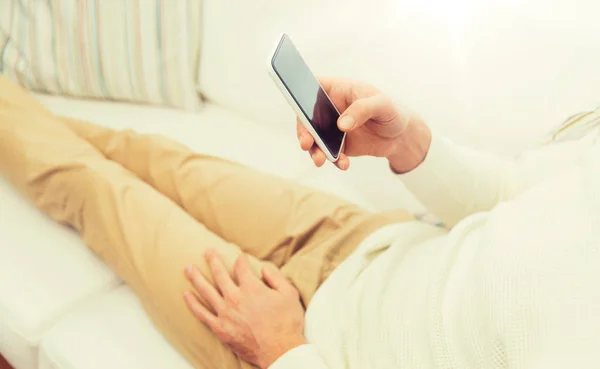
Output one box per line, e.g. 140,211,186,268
400,132,592,227
268,344,330,369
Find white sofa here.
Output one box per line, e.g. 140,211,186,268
2,1,600,369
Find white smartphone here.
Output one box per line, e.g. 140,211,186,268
268,33,346,162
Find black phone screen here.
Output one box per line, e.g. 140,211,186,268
271,34,344,158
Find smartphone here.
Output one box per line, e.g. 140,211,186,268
268,34,346,162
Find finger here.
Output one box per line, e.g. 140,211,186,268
233,254,262,288
334,153,350,171
184,291,220,330
337,94,393,132
296,120,314,151
204,250,238,297
185,265,225,312
262,267,299,297
309,146,327,167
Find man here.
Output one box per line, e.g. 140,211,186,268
1,75,599,369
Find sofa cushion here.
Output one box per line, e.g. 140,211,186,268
0,176,120,369
0,0,202,110
39,287,193,369
198,0,600,156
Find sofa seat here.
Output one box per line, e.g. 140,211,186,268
38,287,193,369
0,177,121,369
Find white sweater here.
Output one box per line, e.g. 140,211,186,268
271,132,600,369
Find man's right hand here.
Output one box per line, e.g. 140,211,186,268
296,78,432,173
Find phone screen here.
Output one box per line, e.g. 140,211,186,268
271,34,344,158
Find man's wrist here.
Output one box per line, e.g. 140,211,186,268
387,118,432,174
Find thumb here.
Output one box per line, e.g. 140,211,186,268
262,266,296,295
337,94,393,132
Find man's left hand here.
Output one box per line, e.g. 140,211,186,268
184,250,307,369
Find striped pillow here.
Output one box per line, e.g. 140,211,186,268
0,0,202,110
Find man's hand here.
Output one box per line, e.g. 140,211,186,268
297,77,431,173
183,250,307,369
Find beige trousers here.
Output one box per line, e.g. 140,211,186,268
0,77,414,368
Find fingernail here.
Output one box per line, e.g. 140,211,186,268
185,265,193,275
338,115,355,130
183,291,192,299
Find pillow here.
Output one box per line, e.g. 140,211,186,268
0,0,202,110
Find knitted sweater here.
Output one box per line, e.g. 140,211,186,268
271,132,600,369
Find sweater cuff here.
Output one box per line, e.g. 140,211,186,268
399,130,452,186
268,344,329,369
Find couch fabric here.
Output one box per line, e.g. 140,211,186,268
38,287,192,369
